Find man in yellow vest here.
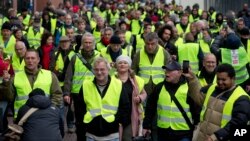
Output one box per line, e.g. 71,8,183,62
143,61,199,141
186,63,250,141
100,35,127,75
132,32,171,96
26,17,45,49
96,27,113,52
2,49,63,117
11,41,27,73
211,32,250,91
197,53,217,87
0,22,16,56
63,33,100,141
178,33,204,74
78,57,130,140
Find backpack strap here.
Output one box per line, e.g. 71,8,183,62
18,108,38,126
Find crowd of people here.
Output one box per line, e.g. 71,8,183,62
0,0,250,141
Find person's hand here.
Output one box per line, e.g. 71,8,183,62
63,95,71,104
205,136,214,141
133,96,141,104
182,68,196,81
245,85,250,92
3,70,10,81
142,129,151,137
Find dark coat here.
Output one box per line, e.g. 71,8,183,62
16,95,62,141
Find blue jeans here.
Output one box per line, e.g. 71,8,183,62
86,136,119,141
59,105,65,137
0,101,8,132
0,101,8,119
179,138,191,141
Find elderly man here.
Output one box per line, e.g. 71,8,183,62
3,49,63,118
197,53,217,87
63,32,100,141
78,57,130,141
11,41,27,73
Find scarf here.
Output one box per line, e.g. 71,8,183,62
101,37,110,46
42,44,53,70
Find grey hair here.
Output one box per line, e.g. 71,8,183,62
93,57,111,70
81,32,96,49
101,27,114,36
144,32,159,42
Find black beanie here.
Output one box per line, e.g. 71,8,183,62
110,35,122,44
226,34,241,49
29,88,46,98
1,22,12,31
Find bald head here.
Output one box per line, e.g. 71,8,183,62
15,41,27,58
203,53,217,73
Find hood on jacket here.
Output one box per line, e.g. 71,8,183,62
26,88,51,109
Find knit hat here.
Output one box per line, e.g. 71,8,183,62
116,55,132,67
239,27,250,36
226,33,241,49
110,35,122,44
29,88,46,98
1,22,12,31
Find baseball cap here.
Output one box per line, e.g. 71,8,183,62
162,61,181,71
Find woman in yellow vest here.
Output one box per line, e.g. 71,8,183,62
115,55,147,141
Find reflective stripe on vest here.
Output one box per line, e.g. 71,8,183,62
201,84,249,127
0,35,16,56
13,69,52,117
27,27,45,49
83,76,122,123
157,83,192,130
221,47,249,84
139,47,165,84
11,54,25,73
178,43,199,74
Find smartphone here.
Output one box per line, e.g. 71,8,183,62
182,60,189,73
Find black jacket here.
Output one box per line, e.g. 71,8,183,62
78,76,130,137
143,76,200,140
16,95,62,141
